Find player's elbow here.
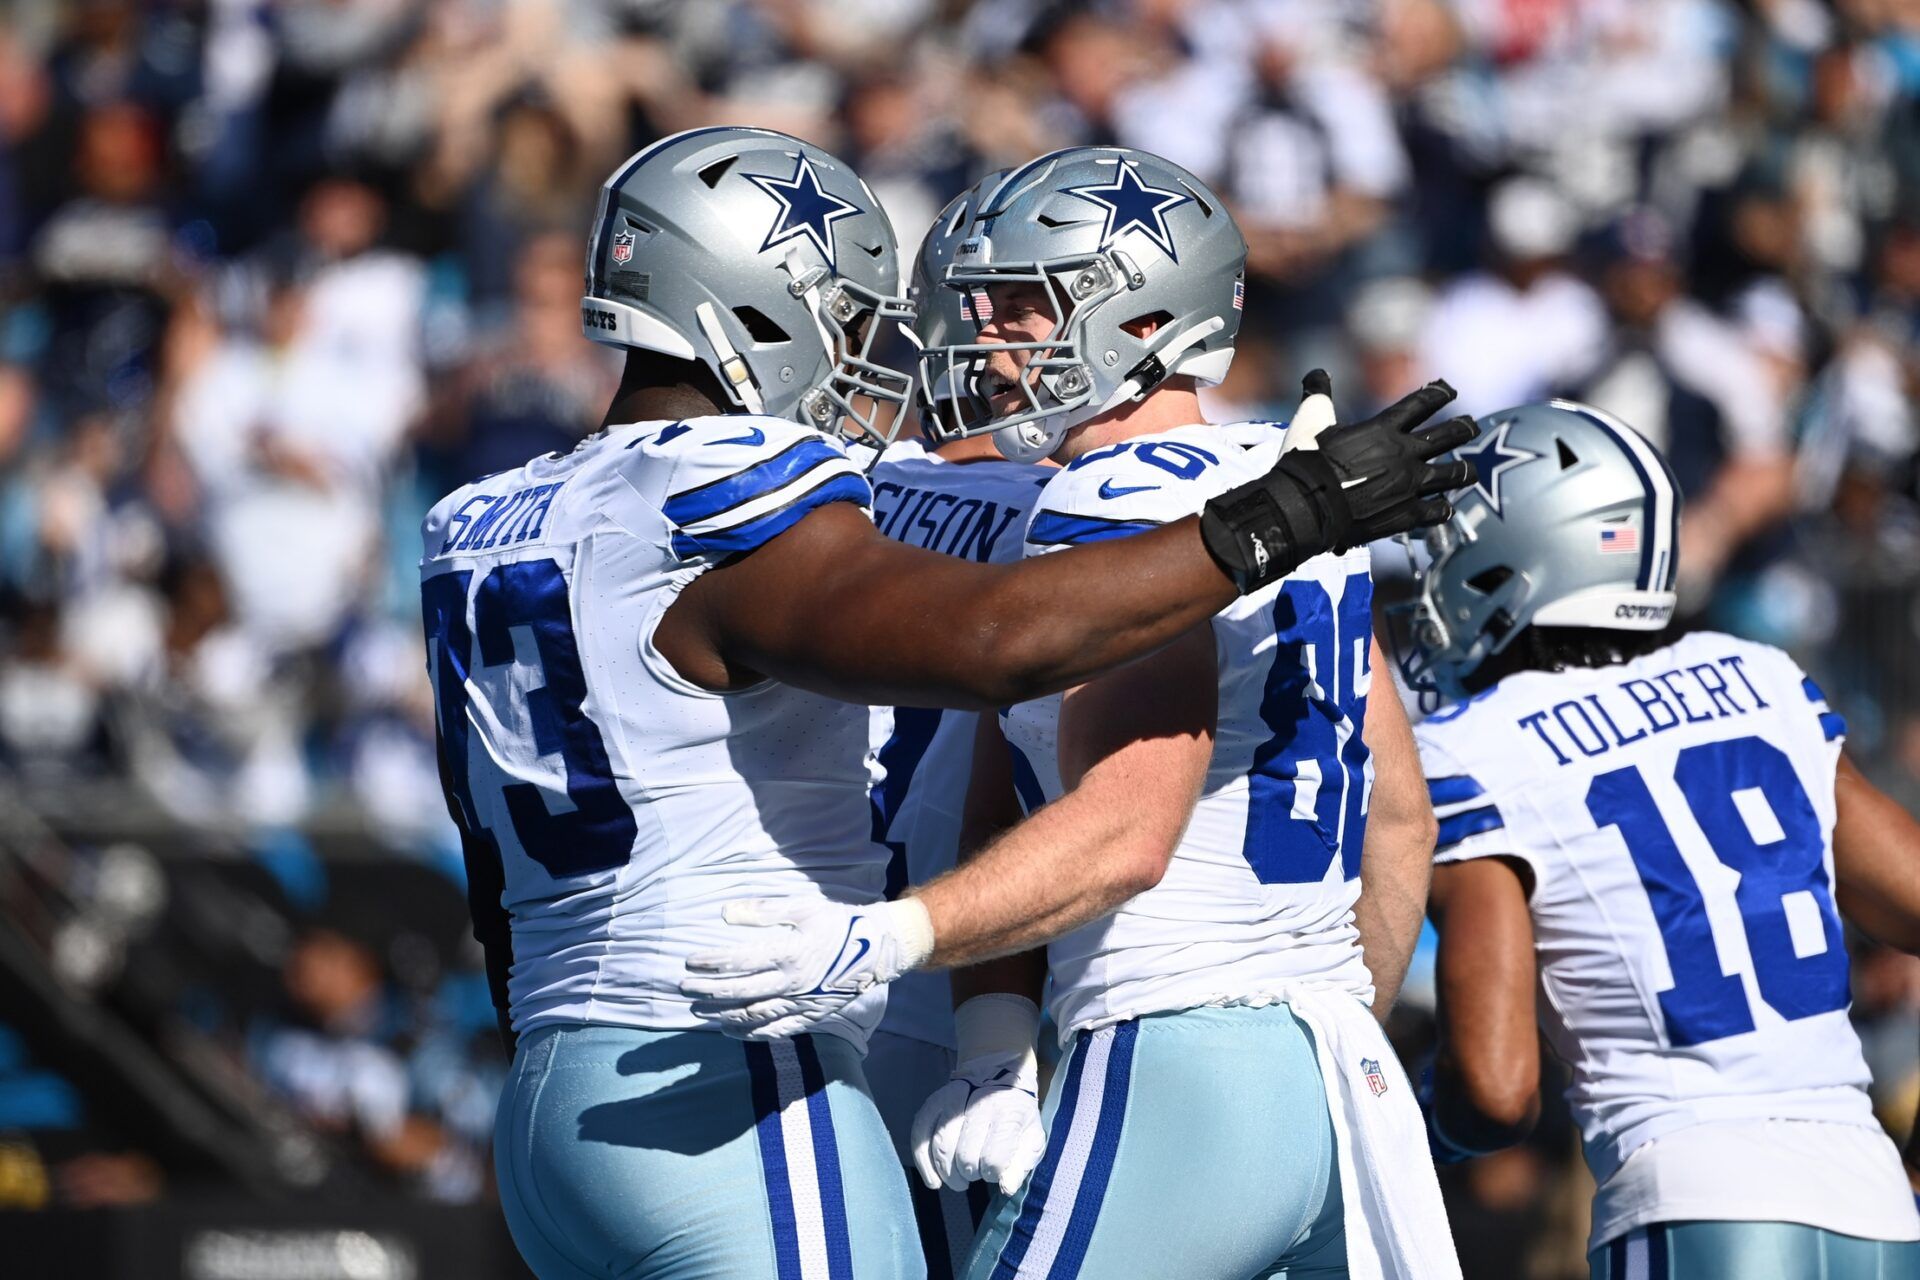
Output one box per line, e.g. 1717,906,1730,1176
1457,1058,1540,1138
1108,833,1178,900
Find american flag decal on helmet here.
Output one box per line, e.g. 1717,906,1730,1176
1600,525,1639,554
969,288,994,322
1232,280,1244,310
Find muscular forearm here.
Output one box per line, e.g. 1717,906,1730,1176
1833,752,1920,954
1353,644,1436,1020
913,789,1163,968
1353,839,1430,1021
745,510,1239,711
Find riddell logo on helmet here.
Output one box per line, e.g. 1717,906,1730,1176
1614,602,1672,621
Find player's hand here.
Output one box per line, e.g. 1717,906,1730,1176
1201,371,1479,591
911,1048,1046,1195
682,896,934,1038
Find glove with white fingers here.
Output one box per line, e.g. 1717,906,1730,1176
681,896,934,1039
1201,371,1479,591
911,994,1048,1196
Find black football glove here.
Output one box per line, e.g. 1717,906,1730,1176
1201,371,1479,592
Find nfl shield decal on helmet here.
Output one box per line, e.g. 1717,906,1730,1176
611,227,635,265
1362,1057,1389,1097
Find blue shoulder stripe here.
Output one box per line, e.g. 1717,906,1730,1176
663,437,847,529
1820,711,1846,741
1426,774,1485,807
1437,804,1504,849
670,472,870,559
1802,676,1827,704
1028,509,1161,546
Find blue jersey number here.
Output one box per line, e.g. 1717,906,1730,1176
422,559,637,879
1241,572,1372,883
1585,734,1849,1047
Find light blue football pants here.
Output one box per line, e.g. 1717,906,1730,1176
1590,1222,1920,1279
866,1030,991,1280
494,1024,923,1279
965,1003,1347,1280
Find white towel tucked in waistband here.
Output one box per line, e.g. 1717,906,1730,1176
1280,985,1462,1280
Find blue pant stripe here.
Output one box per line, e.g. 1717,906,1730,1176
1646,1224,1667,1279
1047,1020,1138,1279
745,1042,805,1280
795,1035,855,1280
990,1030,1095,1280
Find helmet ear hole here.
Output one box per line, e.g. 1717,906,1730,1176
1467,566,1514,595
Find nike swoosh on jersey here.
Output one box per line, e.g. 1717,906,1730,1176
714,425,768,446
1099,480,1159,499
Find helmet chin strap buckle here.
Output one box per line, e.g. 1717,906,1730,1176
1119,315,1226,403
695,301,766,415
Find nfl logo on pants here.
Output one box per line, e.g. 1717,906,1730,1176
1361,1058,1389,1097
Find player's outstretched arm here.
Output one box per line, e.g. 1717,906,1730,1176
1351,639,1439,1023
1427,856,1541,1156
681,624,1216,1033
1833,751,1920,954
662,379,1477,711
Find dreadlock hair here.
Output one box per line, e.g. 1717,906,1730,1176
1461,623,1683,696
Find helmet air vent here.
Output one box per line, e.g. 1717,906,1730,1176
1177,181,1214,217
1466,566,1514,595
698,156,737,188
732,306,790,344
1557,438,1580,469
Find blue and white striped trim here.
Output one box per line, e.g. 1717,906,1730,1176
666,444,872,560
1027,509,1161,547
1426,774,1485,808
1601,1224,1669,1279
1552,401,1678,593
746,1037,855,1280
990,1020,1138,1280
1427,772,1506,852
1802,676,1847,742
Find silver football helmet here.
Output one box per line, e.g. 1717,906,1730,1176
920,147,1246,462
1400,400,1682,700
910,169,1010,356
582,127,914,445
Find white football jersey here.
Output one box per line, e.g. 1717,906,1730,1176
1003,423,1375,1041
419,416,887,1048
1416,631,1889,1197
867,440,1049,1050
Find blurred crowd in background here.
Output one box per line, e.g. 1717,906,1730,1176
2,0,1920,1274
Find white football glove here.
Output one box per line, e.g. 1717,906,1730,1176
681,897,934,1039
911,994,1047,1196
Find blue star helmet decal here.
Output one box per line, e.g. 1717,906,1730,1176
744,154,862,271
1457,417,1545,518
1060,158,1193,262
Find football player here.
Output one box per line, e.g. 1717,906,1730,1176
864,170,1048,1277
421,129,1474,1280
1406,400,1920,1278
685,147,1463,1279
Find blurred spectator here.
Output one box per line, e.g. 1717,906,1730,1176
1422,176,1607,417
1575,207,1799,603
